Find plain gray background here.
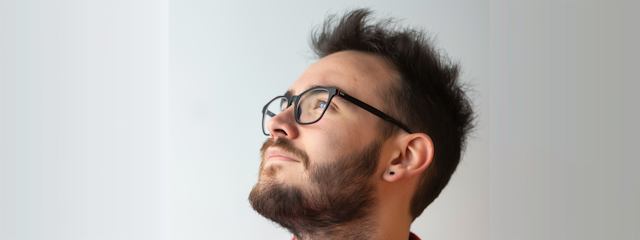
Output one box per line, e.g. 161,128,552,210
1,0,638,239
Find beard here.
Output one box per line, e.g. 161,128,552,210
248,137,382,238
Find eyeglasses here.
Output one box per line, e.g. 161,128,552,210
262,86,412,136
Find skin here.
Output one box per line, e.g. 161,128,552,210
263,51,434,240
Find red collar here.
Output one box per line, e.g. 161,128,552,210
290,232,420,240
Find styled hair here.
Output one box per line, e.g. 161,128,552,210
310,8,475,220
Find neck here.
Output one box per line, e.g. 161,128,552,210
373,198,413,240
291,207,412,240
373,174,416,240
292,217,377,240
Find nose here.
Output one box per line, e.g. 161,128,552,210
266,106,299,139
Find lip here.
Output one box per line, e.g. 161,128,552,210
266,148,300,163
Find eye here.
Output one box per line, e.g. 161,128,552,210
313,99,327,109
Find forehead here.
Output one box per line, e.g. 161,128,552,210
288,51,398,108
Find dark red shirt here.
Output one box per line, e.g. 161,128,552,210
290,232,420,240
409,232,421,240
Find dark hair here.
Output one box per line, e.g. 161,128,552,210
310,8,475,220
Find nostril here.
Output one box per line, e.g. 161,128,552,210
275,129,288,136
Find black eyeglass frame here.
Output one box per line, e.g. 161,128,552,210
261,86,412,136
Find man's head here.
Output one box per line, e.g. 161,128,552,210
249,8,475,237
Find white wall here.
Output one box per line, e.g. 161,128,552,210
0,0,168,239
490,1,640,239
1,1,638,240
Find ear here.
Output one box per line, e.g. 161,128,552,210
383,133,434,182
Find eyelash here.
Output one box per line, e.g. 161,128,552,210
314,99,337,110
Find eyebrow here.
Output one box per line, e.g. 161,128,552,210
284,84,319,98
284,90,293,98
284,84,344,98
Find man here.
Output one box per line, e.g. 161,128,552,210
249,8,475,240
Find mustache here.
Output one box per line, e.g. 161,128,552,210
261,137,310,169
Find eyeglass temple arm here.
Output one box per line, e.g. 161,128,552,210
337,91,413,134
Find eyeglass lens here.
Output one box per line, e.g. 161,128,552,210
262,88,330,135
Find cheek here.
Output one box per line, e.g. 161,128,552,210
332,117,379,148
324,130,344,153
301,108,379,164
315,122,366,160
300,121,345,166
321,119,354,152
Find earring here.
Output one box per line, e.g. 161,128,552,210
390,171,395,175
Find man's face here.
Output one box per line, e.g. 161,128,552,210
261,50,398,184
249,51,399,233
